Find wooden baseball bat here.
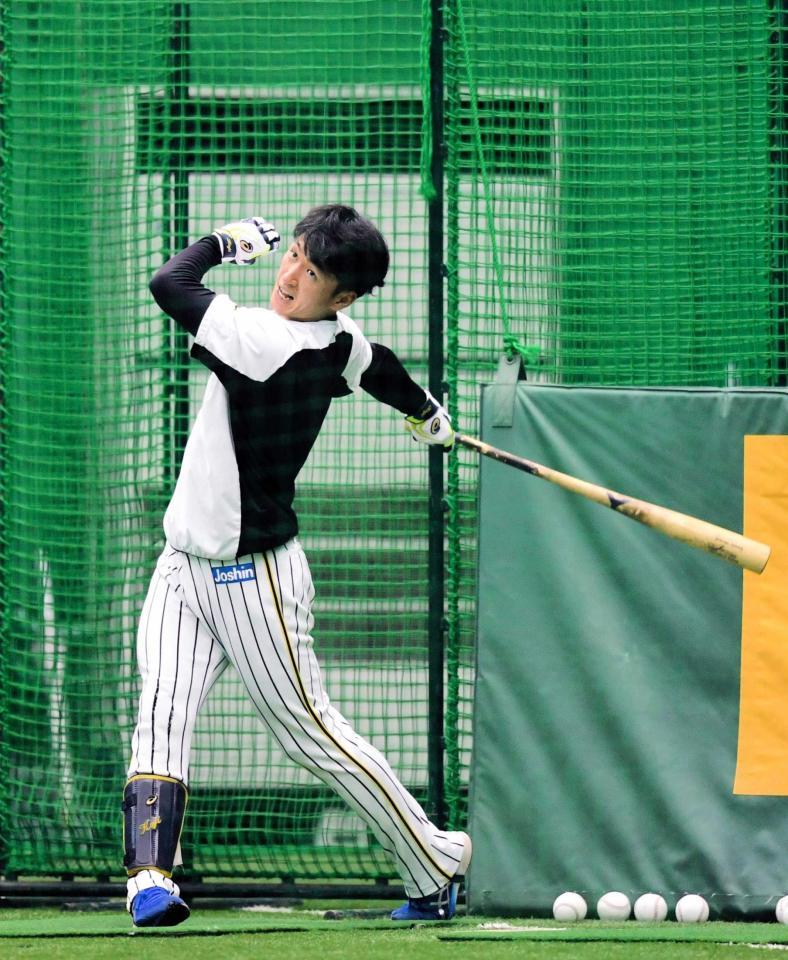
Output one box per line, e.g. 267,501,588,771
456,433,771,574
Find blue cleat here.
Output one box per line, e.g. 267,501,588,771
130,886,190,928
390,880,461,920
391,831,472,921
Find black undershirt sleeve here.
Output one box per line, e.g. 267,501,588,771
149,236,221,336
360,343,430,417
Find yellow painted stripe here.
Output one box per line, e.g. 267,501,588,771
734,435,788,795
261,553,453,882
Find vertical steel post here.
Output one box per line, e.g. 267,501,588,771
427,0,447,829
164,2,191,486
0,0,8,874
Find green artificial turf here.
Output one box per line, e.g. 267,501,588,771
2,908,788,960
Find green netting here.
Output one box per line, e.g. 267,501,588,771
0,0,432,881
0,0,786,883
441,0,786,826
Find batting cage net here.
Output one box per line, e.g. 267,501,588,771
0,0,784,884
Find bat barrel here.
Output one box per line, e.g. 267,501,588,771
614,498,771,573
455,434,772,575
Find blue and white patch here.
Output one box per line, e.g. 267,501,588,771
212,562,256,585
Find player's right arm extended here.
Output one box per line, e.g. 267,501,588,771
360,345,454,449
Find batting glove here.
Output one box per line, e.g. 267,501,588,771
213,217,280,265
404,392,455,450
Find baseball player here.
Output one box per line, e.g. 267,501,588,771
123,206,472,927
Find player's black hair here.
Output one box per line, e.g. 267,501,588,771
293,204,389,298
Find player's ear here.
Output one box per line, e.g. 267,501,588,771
333,290,357,311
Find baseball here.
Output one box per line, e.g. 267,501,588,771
775,896,788,924
552,891,587,921
633,893,668,921
675,894,709,923
597,891,631,920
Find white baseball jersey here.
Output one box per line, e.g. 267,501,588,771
163,293,372,558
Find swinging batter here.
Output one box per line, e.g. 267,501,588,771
122,207,471,927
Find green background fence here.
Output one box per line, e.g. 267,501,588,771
0,0,785,884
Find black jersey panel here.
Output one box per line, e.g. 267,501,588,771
190,332,354,553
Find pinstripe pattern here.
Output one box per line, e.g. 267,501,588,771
129,554,227,783
127,541,468,898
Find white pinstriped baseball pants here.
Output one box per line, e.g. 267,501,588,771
127,539,465,897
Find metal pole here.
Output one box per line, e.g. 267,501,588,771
0,0,8,875
164,2,192,487
427,0,447,829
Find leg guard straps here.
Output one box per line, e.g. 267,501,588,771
123,775,188,877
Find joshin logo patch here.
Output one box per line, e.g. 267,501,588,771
212,562,256,584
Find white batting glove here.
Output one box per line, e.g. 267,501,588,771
404,392,455,450
213,217,280,265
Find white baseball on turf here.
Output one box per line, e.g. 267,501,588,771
675,894,709,923
775,896,788,924
633,893,668,921
597,891,631,920
552,892,587,921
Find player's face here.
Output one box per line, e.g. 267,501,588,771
270,238,356,321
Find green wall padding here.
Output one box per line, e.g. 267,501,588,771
469,384,788,918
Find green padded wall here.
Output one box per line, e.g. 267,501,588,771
469,384,788,918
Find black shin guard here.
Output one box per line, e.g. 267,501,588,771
123,775,188,876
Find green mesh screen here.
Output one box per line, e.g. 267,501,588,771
441,0,784,826
0,0,786,883
0,0,430,881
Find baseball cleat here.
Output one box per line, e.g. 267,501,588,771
129,886,190,927
390,880,461,920
390,831,472,921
